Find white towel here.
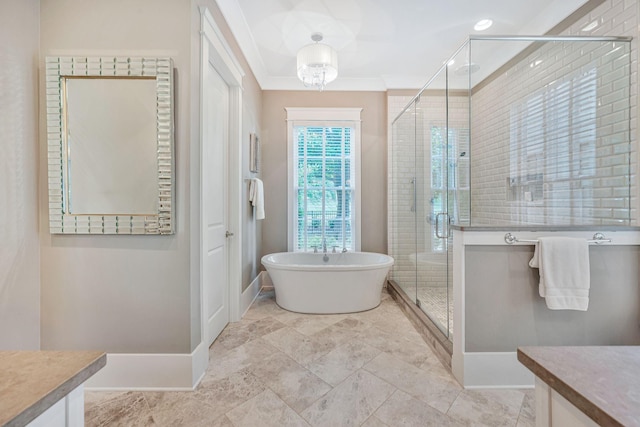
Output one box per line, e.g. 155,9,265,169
249,178,265,220
529,237,590,310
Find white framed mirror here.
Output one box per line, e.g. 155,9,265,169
45,56,174,234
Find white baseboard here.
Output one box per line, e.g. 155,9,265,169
261,271,273,288
85,341,209,391
85,274,266,391
462,351,534,388
241,271,264,317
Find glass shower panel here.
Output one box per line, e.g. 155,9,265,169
415,68,450,336
390,101,417,302
446,46,472,338
468,38,632,226
389,35,631,347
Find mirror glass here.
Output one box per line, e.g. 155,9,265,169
46,56,174,234
65,77,158,215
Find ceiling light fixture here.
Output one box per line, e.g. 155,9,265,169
474,19,493,31
297,33,338,91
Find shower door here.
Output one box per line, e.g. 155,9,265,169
390,61,468,340
414,90,451,338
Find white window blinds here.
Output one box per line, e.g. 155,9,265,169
286,108,362,252
294,125,354,252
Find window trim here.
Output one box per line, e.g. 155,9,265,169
286,107,362,252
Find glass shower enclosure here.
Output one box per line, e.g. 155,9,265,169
390,45,470,339
389,35,632,341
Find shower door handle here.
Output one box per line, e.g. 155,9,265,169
435,213,449,239
410,178,416,212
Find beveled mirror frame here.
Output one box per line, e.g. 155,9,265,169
45,56,174,234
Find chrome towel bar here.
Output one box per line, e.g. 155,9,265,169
504,232,611,245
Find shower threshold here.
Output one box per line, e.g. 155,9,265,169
387,280,453,370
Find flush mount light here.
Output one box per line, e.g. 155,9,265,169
296,33,338,91
474,19,493,31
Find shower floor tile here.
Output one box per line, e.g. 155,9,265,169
85,288,535,427
417,286,454,336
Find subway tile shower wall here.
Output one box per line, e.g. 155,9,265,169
387,95,467,288
569,0,637,223
389,0,637,234
471,0,637,226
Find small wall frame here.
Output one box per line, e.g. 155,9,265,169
249,133,260,173
45,56,175,234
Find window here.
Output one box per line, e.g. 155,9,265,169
430,125,468,252
286,108,362,252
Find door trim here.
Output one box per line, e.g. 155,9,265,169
199,8,244,344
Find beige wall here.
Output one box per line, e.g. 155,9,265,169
39,0,263,354
261,91,387,257
39,0,193,354
0,0,40,350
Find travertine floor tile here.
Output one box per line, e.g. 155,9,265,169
249,352,332,413
357,326,433,368
447,388,526,427
301,370,396,427
242,291,282,320
194,368,266,411
516,389,536,427
306,339,381,386
285,314,346,335
210,316,286,353
374,389,465,427
309,319,368,348
85,391,155,427
85,289,535,427
360,415,390,427
207,337,279,381
143,391,232,426
263,326,336,365
364,352,461,414
225,389,310,427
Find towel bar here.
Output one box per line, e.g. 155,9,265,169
504,232,611,245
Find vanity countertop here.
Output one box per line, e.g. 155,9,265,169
517,346,640,427
0,351,106,427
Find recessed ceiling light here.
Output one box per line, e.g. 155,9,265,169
474,19,493,31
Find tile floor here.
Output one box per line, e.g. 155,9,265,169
85,288,535,426
416,286,453,337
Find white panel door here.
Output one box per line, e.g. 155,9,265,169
203,62,230,346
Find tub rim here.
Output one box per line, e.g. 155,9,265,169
261,251,394,272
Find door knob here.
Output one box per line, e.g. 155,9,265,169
225,231,234,238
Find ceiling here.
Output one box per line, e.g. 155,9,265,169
216,0,590,91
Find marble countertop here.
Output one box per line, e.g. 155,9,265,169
517,346,640,427
0,351,106,427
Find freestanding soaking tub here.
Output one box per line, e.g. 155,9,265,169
261,252,394,314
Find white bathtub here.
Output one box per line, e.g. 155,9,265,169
261,252,395,314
